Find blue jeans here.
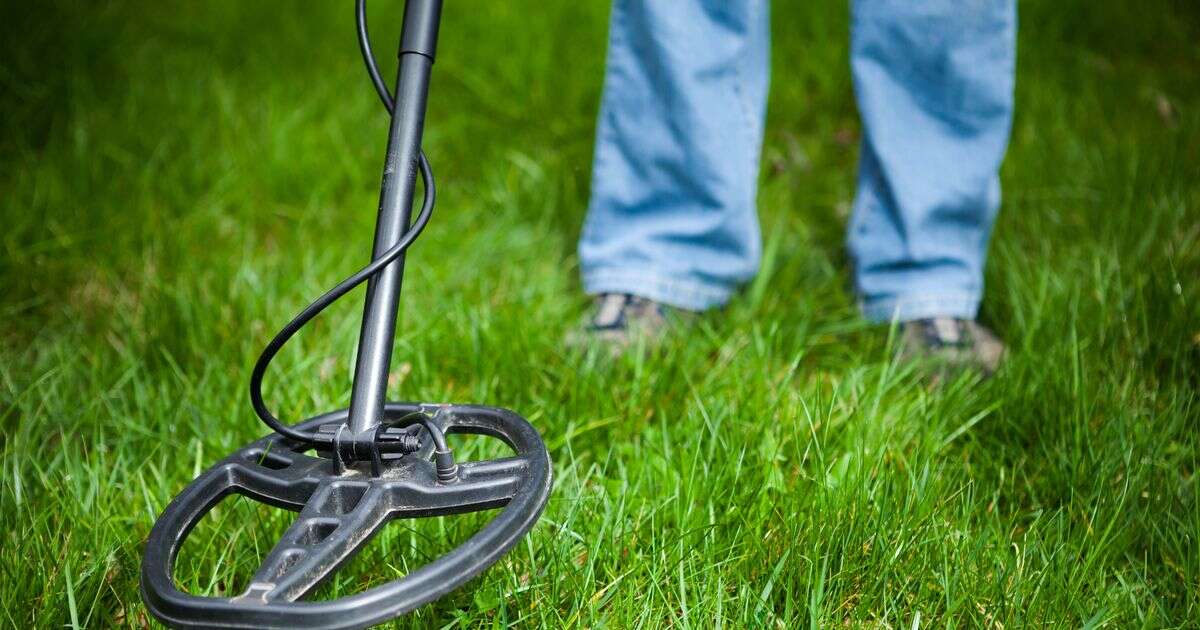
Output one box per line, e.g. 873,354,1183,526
579,0,1016,321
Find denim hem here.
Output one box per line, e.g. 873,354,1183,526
859,292,981,323
582,268,733,311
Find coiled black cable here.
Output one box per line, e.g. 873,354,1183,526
248,0,435,446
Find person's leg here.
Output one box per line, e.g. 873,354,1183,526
848,0,1016,323
579,0,771,312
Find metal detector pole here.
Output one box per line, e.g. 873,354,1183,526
346,0,442,439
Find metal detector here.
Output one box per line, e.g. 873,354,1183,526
140,2,552,627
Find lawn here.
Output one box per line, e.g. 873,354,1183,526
2,1,1197,627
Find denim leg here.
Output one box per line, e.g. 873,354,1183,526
579,0,771,311
848,0,1016,322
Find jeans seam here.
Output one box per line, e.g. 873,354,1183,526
733,0,761,201
859,292,981,322
581,0,628,246
583,267,733,310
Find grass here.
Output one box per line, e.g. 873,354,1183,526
1,0,1197,627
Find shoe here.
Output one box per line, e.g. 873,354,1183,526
566,293,677,354
899,317,1005,376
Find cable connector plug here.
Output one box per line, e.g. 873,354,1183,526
411,409,458,483
433,447,458,483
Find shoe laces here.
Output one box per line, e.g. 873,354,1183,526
591,294,632,330
919,317,970,347
590,293,666,331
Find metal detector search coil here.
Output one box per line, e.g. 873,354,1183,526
140,2,553,627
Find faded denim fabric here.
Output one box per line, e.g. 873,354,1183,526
579,0,1016,321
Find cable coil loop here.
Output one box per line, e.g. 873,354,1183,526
248,0,434,446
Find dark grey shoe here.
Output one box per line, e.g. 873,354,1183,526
567,293,678,353
899,317,1006,376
